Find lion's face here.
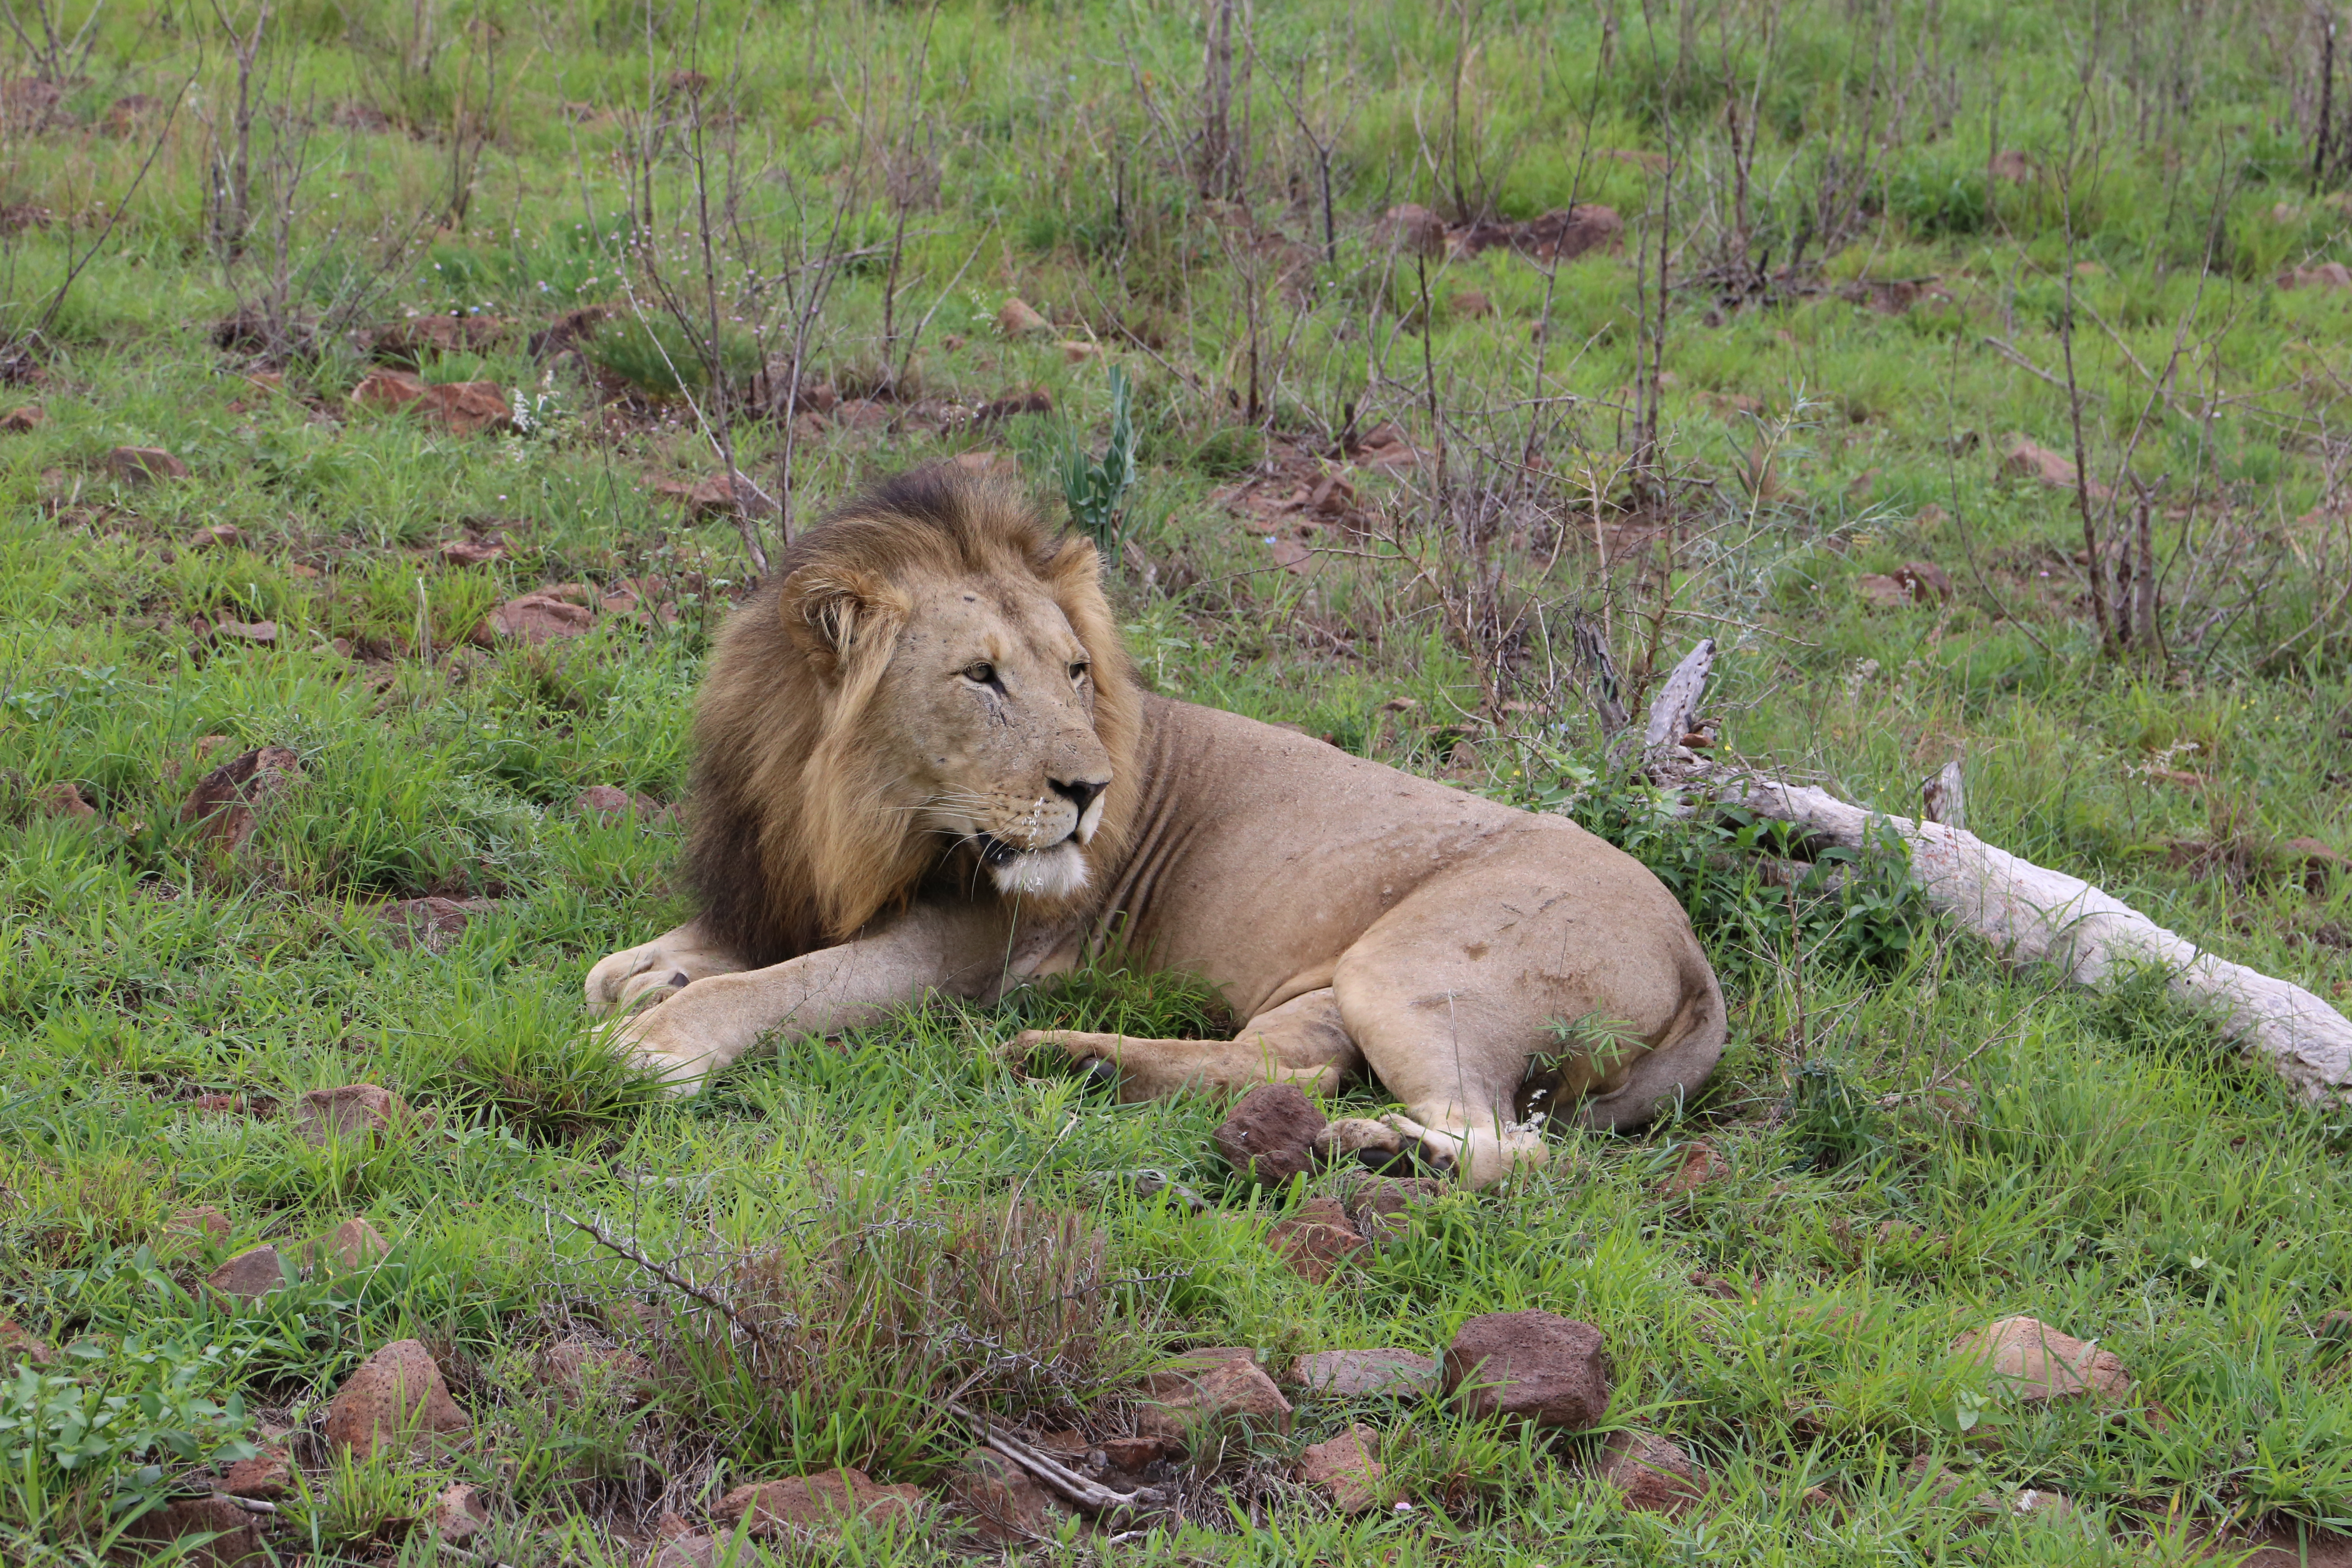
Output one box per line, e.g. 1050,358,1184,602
873,573,1115,900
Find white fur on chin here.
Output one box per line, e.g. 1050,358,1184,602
990,842,1090,900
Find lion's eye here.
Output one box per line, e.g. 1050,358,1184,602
1069,662,1089,684
962,662,997,685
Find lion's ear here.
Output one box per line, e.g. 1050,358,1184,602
781,565,900,679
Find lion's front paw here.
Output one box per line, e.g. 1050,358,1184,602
594,1007,717,1096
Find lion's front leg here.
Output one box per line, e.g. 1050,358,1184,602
586,919,750,1016
597,902,1018,1094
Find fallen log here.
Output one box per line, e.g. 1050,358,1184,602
1621,647,2352,1106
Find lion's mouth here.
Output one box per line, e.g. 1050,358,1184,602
974,834,1090,899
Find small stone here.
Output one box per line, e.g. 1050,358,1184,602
107,445,190,485
1596,1429,1707,1516
352,368,429,411
576,784,656,820
540,1335,654,1406
1377,203,1446,257
120,1495,266,1565
170,1206,233,1243
974,387,1053,423
1268,1197,1366,1284
221,1443,293,1499
1897,560,1954,601
34,781,96,820
1296,1424,1383,1513
1340,1173,1443,1243
1287,1348,1436,1400
380,895,494,954
946,1446,1050,1544
1449,290,1491,318
1798,1484,1839,1515
304,1217,390,1274
1517,204,1623,260
717,1468,928,1537
0,1319,55,1368
2282,261,2352,291
211,618,277,644
188,1093,247,1114
2006,1486,2073,1521
835,398,891,431
188,524,242,550
322,1339,469,1457
472,587,597,646
430,1481,490,1542
1443,1311,1611,1430
1136,1348,1293,1442
1856,573,1915,608
294,1084,409,1145
1212,1083,1326,1185
1057,339,1102,362
651,1538,718,1568
178,745,300,853
1950,1316,2131,1404
440,538,505,566
206,1246,290,1304
0,404,41,432
996,297,1051,337
1999,433,2111,502
1657,1140,1724,1197
1098,1434,1169,1470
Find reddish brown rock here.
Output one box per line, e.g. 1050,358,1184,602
0,404,41,432
1950,1317,2131,1403
371,313,509,362
188,1093,247,1114
221,1444,293,1499
1212,1083,1326,1185
1296,1423,1384,1513
294,1084,409,1145
322,1339,469,1457
34,781,96,820
0,1319,55,1368
429,1481,490,1541
423,380,514,435
1999,433,2112,503
652,1538,719,1568
575,784,661,820
1597,1429,1707,1516
652,473,775,521
1341,1174,1443,1243
170,1206,233,1243
1377,203,1446,257
1449,289,1491,319
2281,262,2352,291
995,297,1051,337
1137,1348,1293,1441
1099,1433,1170,1470
178,745,301,853
304,1217,390,1273
107,445,190,485
1657,1140,1724,1197
211,619,277,645
1268,1197,1365,1284
1514,204,1624,261
540,1335,654,1405
188,524,242,550
120,1494,266,1565
439,537,505,566
352,368,429,411
946,1446,1050,1544
1443,1311,1611,1430
2204,1522,2352,1566
1287,1348,1435,1400
380,895,495,954
716,1467,927,1537
206,1246,290,1304
472,586,597,646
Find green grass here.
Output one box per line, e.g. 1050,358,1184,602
3,0,2352,1561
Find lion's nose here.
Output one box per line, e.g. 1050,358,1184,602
1049,776,1106,815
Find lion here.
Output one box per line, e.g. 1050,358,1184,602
587,466,1726,1187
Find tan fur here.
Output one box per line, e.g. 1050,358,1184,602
590,468,1726,1188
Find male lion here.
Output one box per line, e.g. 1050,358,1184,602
588,467,1725,1186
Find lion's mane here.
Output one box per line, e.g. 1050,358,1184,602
685,466,1143,968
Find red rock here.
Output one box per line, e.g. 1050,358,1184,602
1897,560,1954,601
206,1246,289,1304
1950,1317,2131,1403
371,314,508,361
2281,262,2352,291
575,784,659,820
540,1335,654,1405
294,1084,409,1145
472,587,596,645
2206,1522,2352,1566
1514,204,1623,261
0,404,41,432
946,1446,1050,1544
322,1339,469,1457
996,297,1051,337
2000,433,2111,502
189,524,242,550
423,380,514,435
352,368,429,411
380,894,495,954
1137,1348,1293,1441
1443,1311,1611,1430
652,1538,719,1568
1212,1083,1326,1185
716,1467,927,1537
1596,1429,1707,1516
188,1093,246,1114
1296,1424,1383,1513
0,1319,55,1367
1287,1348,1435,1400
1341,1174,1443,1244
430,1481,490,1541
439,538,505,566
34,781,96,820
171,1206,233,1243
1657,1140,1724,1197
178,745,300,853
974,388,1052,423
1856,573,1915,608
221,1444,292,1499
119,1494,266,1565
1377,203,1446,257
1098,1434,1169,1470
652,473,775,520
1267,1197,1366,1283
304,1217,390,1273
211,618,277,644
107,445,189,485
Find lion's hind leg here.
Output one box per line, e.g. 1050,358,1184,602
585,920,749,1016
1010,986,1366,1101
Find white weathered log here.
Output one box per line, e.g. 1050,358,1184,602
1642,637,1717,760
1719,775,2352,1105
1920,758,1966,832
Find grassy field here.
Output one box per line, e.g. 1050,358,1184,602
3,0,2352,1562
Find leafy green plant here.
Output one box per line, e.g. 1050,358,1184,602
1058,366,1139,559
